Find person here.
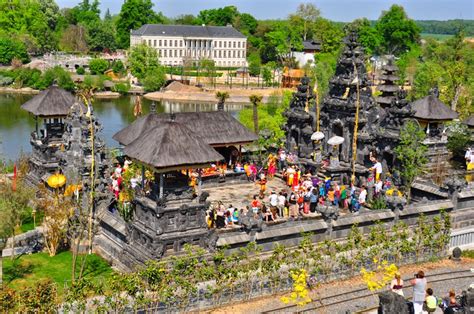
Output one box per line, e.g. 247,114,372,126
123,157,132,171
446,289,461,311
257,174,267,199
359,185,367,207
216,203,226,228
309,188,318,213
390,272,404,296
289,191,298,219
370,157,383,181
411,270,427,314
251,195,261,214
267,154,276,179
278,192,286,218
111,175,120,199
262,204,274,222
244,163,252,181
287,166,295,187
424,288,437,313
278,149,287,171
268,191,279,218
327,187,335,205
114,163,123,177
340,185,348,209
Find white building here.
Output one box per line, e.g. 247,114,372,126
130,24,247,67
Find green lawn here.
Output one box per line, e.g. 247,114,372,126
462,249,474,259
421,33,454,41
3,251,114,293
20,211,44,233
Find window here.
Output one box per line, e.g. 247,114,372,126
179,50,182,57
214,50,217,58
233,41,236,48
223,41,226,48
164,50,167,57
174,50,177,57
238,42,241,48
180,40,183,47
223,51,226,58
219,41,222,48
233,51,236,58
148,39,152,46
164,40,167,47
159,40,162,46
219,51,222,58
175,40,178,47
228,41,231,47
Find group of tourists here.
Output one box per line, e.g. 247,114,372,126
390,270,464,313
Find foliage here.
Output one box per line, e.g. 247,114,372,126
215,91,230,104
394,120,428,201
128,43,161,80
312,52,339,100
312,18,344,54
416,20,474,36
0,37,30,65
88,58,109,75
59,24,88,52
396,44,422,85
249,94,263,134
80,74,107,92
265,21,303,66
289,3,320,41
116,0,165,48
76,66,85,75
86,19,117,52
361,259,398,291
142,67,166,92
247,52,261,76
39,66,75,91
197,6,238,26
234,13,258,36
375,5,420,55
368,195,387,210
348,18,382,56
111,60,125,75
281,269,311,306
446,121,471,158
113,82,131,95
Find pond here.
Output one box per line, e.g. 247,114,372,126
0,93,246,161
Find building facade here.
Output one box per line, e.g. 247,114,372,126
130,24,247,67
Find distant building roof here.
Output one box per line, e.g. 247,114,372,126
464,115,474,127
302,40,322,51
21,85,80,117
411,94,458,121
131,24,246,39
113,111,258,147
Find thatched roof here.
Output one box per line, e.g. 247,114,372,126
21,86,77,117
464,115,474,127
113,111,258,147
377,85,399,93
123,120,224,171
411,94,458,121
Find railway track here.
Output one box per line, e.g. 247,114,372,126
262,269,474,313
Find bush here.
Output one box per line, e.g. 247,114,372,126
113,82,130,95
38,66,74,91
446,121,471,159
0,75,13,86
142,68,166,92
76,66,85,75
111,60,125,74
0,37,30,65
10,68,42,89
81,75,108,92
88,58,109,75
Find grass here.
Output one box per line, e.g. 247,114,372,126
462,250,474,259
3,251,114,294
20,210,44,233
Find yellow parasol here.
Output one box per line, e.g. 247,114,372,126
47,173,66,189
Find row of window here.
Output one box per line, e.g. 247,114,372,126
143,38,246,49
161,60,246,66
158,49,245,59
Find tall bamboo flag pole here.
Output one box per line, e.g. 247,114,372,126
351,62,361,183
314,78,320,132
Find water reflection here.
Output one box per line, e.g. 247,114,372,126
0,94,246,161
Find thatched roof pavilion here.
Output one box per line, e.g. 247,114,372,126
123,120,224,172
21,85,78,117
411,94,458,121
464,115,474,128
113,111,258,147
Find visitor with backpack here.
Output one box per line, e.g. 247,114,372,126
424,288,437,313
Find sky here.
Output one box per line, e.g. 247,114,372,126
56,0,474,21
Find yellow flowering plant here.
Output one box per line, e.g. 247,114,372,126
360,258,398,291
281,269,312,306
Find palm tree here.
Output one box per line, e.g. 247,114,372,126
215,91,230,111
249,94,263,134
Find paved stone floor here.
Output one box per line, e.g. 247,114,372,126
203,177,289,210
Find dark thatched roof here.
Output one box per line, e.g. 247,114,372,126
123,120,224,171
464,115,474,127
411,94,458,121
377,85,399,93
21,86,77,117
113,111,258,147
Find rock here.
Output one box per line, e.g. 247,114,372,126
378,291,410,314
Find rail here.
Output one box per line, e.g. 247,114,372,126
450,227,474,250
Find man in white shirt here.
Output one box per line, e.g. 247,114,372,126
268,191,279,218
277,192,286,218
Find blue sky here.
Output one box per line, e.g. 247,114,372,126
56,0,474,21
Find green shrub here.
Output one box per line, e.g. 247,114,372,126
76,66,85,75
113,82,130,95
38,66,74,91
81,75,107,91
88,58,109,75
142,68,166,92
0,37,30,65
111,60,125,74
0,75,13,86
11,68,42,88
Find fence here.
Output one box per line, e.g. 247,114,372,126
450,227,474,250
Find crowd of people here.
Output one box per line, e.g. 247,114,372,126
207,148,401,229
390,270,466,313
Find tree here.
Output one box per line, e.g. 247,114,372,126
128,43,160,80
215,91,230,110
197,6,238,26
0,37,30,65
312,18,344,54
446,121,471,159
375,5,420,55
174,14,198,25
116,0,164,48
348,18,382,56
394,120,428,202
248,52,261,76
142,67,166,92
60,24,88,52
89,58,109,75
265,23,303,66
234,13,258,35
249,94,263,134
38,66,75,91
289,3,320,41
38,0,60,30
87,20,117,52
70,0,101,28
